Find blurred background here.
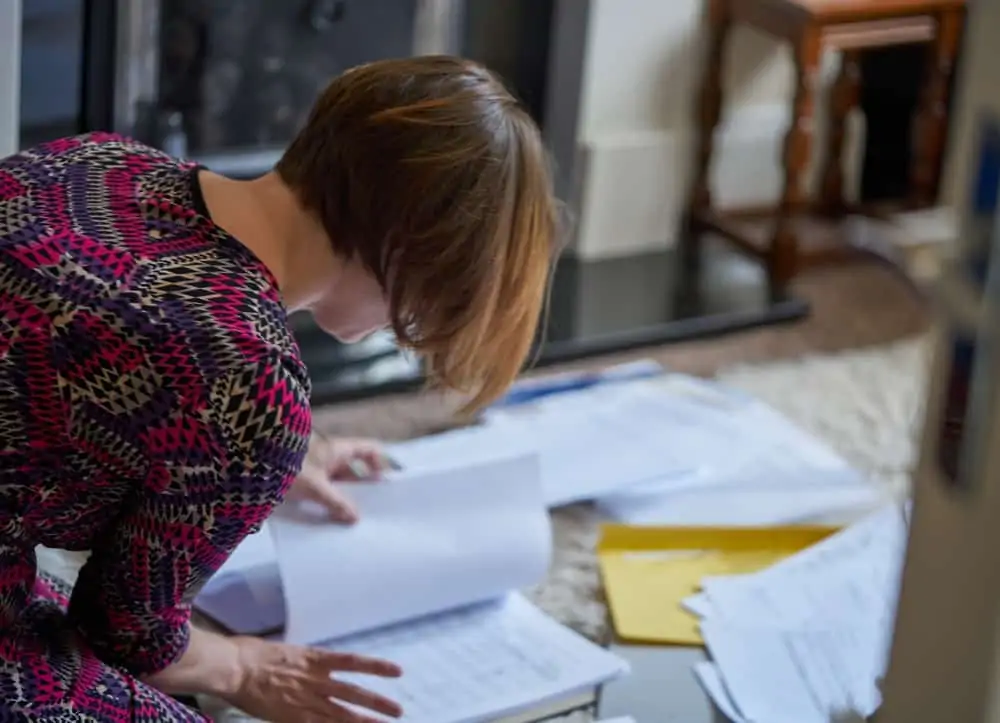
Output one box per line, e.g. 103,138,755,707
12,0,956,406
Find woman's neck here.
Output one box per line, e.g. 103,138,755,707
196,170,341,312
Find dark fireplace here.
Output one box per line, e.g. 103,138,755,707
18,0,808,405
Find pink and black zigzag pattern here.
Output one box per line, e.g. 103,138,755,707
0,134,311,720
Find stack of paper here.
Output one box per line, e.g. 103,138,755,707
389,374,749,506
196,455,629,723
683,506,909,723
596,382,884,526
388,369,879,520
330,594,627,723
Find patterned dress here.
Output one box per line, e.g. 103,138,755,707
0,134,312,721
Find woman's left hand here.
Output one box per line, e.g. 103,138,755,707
284,434,390,524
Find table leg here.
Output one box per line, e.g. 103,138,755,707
679,0,731,276
769,28,822,296
910,8,964,207
820,49,861,217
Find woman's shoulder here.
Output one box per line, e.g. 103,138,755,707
14,132,176,165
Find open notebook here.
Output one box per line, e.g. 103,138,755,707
195,454,627,723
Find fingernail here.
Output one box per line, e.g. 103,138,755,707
347,459,370,479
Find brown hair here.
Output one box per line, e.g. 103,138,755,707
277,56,558,412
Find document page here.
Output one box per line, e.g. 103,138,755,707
389,374,865,509
693,662,747,722
700,618,885,723
194,523,286,634
686,506,906,722
697,505,907,628
392,375,776,507
273,453,552,645
328,593,628,723
598,476,886,526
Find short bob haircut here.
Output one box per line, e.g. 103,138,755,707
276,56,558,411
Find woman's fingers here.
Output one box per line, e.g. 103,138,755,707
300,474,359,523
300,649,403,718
308,648,402,677
325,699,397,723
326,677,403,718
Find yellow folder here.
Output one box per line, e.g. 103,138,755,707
597,523,841,646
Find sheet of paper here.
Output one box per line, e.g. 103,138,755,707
390,375,757,508
499,372,865,506
598,477,886,527
700,619,884,723
596,718,638,723
681,592,714,618
392,373,863,511
329,593,628,723
692,662,747,723
273,453,552,645
698,505,907,629
385,423,528,472
195,523,288,634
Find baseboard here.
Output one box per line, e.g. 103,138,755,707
573,101,867,259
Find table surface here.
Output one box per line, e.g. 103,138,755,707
597,644,727,723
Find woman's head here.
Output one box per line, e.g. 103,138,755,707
276,56,558,410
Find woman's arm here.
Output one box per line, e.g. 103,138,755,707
66,352,311,676
143,626,243,698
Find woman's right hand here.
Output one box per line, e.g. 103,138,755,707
226,635,403,723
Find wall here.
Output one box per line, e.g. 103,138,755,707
559,0,865,259
0,0,21,156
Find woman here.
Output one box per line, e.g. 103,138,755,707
0,56,556,723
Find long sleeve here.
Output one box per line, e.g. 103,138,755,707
67,352,311,675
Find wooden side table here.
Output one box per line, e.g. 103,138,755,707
680,0,966,297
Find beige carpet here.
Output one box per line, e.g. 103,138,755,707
36,261,932,721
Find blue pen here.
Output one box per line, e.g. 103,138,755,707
498,375,606,407
494,360,664,409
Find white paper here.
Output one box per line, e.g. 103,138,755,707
391,374,792,507
195,523,287,633
598,476,886,527
686,507,906,723
274,453,552,645
698,505,907,629
329,593,628,723
385,423,527,471
692,662,747,722
681,592,715,618
594,381,874,527
596,718,638,723
700,619,884,723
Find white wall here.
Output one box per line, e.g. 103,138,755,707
0,0,21,156
565,0,864,259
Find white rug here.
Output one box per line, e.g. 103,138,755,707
36,334,932,721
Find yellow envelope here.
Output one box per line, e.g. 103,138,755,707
597,523,840,646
